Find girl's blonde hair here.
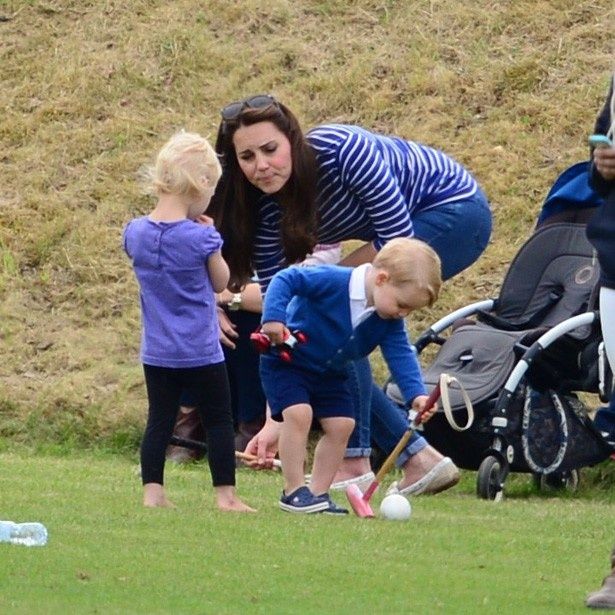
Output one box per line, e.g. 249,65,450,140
373,237,442,307
142,131,222,197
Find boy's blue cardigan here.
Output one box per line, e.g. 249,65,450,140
261,265,427,404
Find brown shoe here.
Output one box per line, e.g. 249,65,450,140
166,407,205,463
586,573,615,609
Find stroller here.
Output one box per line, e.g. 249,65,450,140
386,162,613,499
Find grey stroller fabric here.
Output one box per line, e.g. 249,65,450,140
421,323,522,410
494,223,599,329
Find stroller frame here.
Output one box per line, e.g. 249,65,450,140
388,220,613,500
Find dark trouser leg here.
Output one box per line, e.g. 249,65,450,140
222,309,267,450
186,362,236,487
141,365,183,485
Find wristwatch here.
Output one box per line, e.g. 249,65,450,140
227,292,242,311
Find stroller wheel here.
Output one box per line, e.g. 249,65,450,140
532,469,580,492
476,456,505,500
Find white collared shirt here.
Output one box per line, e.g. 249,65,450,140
349,263,375,328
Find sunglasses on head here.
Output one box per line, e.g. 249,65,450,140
220,94,280,122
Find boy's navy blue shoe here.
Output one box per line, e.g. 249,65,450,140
279,487,329,514
319,494,349,515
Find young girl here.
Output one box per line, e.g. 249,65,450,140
123,131,254,512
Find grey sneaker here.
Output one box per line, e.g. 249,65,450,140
586,573,615,609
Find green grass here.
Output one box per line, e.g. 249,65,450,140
1,448,613,614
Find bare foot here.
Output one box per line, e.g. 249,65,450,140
144,496,176,508
215,486,257,513
331,456,372,483
143,483,176,508
217,498,257,513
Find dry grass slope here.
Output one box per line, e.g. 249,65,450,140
0,0,613,447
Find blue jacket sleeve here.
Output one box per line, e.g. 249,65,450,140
262,266,345,324
380,321,427,404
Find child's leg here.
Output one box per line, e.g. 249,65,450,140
279,403,313,494
141,365,183,508
191,363,255,512
309,417,356,496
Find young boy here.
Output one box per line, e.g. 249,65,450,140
259,237,442,514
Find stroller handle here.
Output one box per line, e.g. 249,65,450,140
503,311,598,394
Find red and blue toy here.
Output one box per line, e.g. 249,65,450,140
250,329,308,363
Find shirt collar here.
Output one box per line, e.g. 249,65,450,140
349,264,375,327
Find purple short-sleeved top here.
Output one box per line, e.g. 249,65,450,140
123,216,224,368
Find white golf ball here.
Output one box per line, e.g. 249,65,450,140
379,493,412,521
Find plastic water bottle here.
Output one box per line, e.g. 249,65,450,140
0,521,48,546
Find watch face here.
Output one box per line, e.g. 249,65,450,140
228,293,242,311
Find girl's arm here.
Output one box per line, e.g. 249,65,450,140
207,251,230,293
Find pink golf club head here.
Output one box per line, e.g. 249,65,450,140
345,483,375,518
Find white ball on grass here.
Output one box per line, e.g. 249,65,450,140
379,493,412,521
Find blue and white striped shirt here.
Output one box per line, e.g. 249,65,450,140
255,124,478,290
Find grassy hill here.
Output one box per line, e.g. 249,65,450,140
1,0,613,449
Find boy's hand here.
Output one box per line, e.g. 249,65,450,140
411,394,438,423
260,321,288,346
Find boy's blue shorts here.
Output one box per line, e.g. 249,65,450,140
260,356,354,422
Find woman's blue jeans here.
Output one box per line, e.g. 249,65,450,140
345,189,492,462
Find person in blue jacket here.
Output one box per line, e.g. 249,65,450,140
259,238,441,513
587,73,615,447
585,73,615,610
209,94,491,493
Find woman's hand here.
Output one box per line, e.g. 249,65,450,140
217,307,239,349
243,416,281,468
411,394,438,423
594,146,615,182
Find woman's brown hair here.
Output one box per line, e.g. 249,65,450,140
208,99,319,289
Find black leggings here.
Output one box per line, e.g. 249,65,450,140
141,363,235,487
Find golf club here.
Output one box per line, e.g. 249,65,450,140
346,382,442,518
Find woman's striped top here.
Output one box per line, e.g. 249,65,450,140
254,123,478,290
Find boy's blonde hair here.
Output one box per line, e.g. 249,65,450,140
373,237,442,306
143,131,222,197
